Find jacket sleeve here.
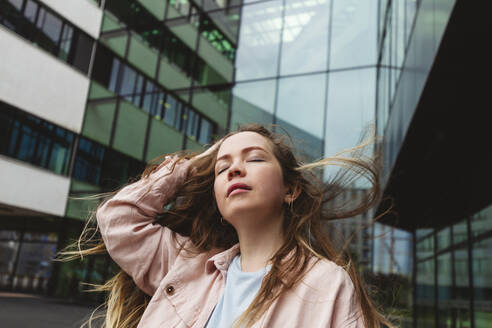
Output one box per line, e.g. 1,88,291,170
330,268,366,328
96,156,191,296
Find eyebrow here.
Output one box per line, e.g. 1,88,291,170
216,146,268,163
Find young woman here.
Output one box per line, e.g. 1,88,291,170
67,124,392,328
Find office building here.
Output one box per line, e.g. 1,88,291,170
0,0,381,300
376,1,492,327
4,2,487,327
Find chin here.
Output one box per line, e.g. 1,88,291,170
222,204,269,223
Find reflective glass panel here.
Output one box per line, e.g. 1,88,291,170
230,79,276,129
279,0,330,75
416,259,435,328
453,218,468,245
207,7,240,45
8,0,23,10
472,204,492,239
120,65,138,99
473,237,492,303
59,25,73,61
417,234,434,261
276,73,326,162
73,137,105,185
437,227,451,250
0,103,74,175
185,108,199,140
199,118,213,144
405,0,417,46
203,0,241,11
108,58,121,93
235,0,283,81
324,68,375,184
24,0,38,23
0,240,19,279
437,253,452,301
454,247,469,300
330,0,377,69
72,31,93,74
15,242,57,277
37,8,63,43
164,94,183,130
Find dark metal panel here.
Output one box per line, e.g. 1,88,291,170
376,0,492,231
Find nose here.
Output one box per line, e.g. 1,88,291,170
227,160,245,179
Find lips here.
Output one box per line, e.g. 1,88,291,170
227,183,252,197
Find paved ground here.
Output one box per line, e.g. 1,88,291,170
0,292,103,328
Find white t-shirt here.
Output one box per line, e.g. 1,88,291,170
205,254,269,328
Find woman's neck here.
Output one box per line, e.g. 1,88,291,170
235,215,284,272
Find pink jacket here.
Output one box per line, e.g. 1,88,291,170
96,157,365,328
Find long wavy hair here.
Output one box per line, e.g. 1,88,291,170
60,124,394,328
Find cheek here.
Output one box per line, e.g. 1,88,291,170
258,169,286,201
213,178,225,209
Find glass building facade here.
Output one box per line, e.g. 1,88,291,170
413,205,492,328
0,0,383,303
3,0,489,327
376,0,492,327
231,0,378,163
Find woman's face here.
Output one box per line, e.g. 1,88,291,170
213,132,289,225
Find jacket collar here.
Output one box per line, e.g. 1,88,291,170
205,243,240,274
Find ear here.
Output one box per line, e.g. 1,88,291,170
284,183,301,204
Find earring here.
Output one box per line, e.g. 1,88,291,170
288,197,294,213
220,217,228,226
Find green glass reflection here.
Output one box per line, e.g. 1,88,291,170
66,179,101,221
476,311,492,328
471,204,492,239
137,0,166,20
128,33,158,78
191,88,229,129
417,234,434,260
473,236,492,325
437,227,451,250
416,259,435,328
453,218,468,245
437,253,452,301
82,100,117,146
146,118,183,162
112,101,148,160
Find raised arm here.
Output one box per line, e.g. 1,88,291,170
96,156,191,296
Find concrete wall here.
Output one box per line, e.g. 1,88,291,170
0,27,89,133
0,156,70,217
39,0,103,39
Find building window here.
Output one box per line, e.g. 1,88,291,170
0,0,94,74
199,118,213,144
73,137,145,190
184,108,199,140
7,0,23,10
164,94,183,130
73,137,104,185
0,102,74,175
91,43,216,145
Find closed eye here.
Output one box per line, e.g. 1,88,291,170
248,159,264,162
217,167,229,174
